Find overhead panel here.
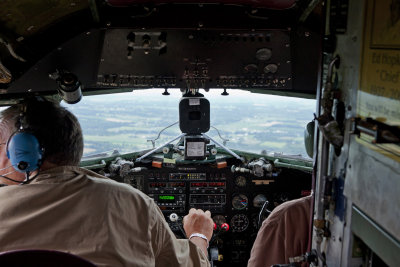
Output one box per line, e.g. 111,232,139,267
97,29,292,91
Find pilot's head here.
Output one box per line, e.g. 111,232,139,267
0,98,83,184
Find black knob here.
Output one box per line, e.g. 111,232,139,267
162,88,170,95
221,89,229,96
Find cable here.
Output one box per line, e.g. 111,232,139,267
1,169,18,177
0,167,40,185
0,172,23,183
0,165,14,172
210,126,229,144
258,200,271,229
0,166,20,183
147,121,179,148
20,171,40,185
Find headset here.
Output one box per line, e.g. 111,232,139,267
5,105,43,174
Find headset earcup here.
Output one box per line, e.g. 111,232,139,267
7,132,43,173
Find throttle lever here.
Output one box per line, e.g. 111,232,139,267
169,213,187,238
210,222,229,245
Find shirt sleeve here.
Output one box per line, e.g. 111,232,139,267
247,218,287,267
150,201,210,267
247,196,312,267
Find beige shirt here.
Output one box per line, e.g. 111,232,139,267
247,195,312,267
0,166,209,267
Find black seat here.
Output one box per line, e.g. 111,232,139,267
0,249,96,267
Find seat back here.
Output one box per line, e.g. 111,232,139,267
0,249,96,267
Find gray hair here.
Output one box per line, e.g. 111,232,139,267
0,98,83,166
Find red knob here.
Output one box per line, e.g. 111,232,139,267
213,223,217,230
221,223,229,231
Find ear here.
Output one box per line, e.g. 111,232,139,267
0,146,27,184
0,137,10,165
0,149,10,166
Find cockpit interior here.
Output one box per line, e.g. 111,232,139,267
0,0,325,266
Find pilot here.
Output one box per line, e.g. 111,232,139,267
0,97,213,266
247,194,312,267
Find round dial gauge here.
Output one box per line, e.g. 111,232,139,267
235,176,247,187
213,215,226,227
256,48,272,61
230,214,249,232
232,194,248,210
253,194,267,208
264,63,278,74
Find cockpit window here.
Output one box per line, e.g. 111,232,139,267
61,89,316,158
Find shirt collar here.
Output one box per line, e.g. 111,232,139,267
31,166,107,183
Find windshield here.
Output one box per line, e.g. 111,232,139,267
61,89,316,158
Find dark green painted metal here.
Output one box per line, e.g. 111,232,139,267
273,159,313,172
84,160,106,170
80,148,313,173
219,148,313,171
304,120,315,158
352,205,400,267
80,151,144,168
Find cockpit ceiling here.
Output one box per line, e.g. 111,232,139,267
0,0,88,38
0,0,321,101
106,0,297,9
0,0,310,38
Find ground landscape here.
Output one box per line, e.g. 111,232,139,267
61,89,316,158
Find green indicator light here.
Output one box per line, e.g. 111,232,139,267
159,196,175,200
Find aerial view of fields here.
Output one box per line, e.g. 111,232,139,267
62,89,316,159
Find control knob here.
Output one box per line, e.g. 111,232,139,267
221,223,229,232
169,213,179,222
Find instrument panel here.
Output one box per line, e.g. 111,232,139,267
102,156,311,266
146,172,227,213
